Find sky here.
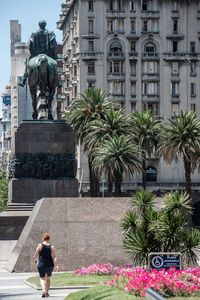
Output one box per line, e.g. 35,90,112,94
0,0,63,113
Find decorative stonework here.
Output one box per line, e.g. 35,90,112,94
9,153,77,180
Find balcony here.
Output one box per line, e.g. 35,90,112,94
166,34,184,40
126,34,140,40
163,52,194,61
107,52,125,60
107,73,125,81
142,53,159,60
80,51,103,60
142,95,160,102
81,34,100,39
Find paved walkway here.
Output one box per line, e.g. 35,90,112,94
0,262,80,300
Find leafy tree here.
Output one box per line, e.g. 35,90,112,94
121,190,200,266
130,110,162,189
92,136,142,196
158,111,200,194
65,88,111,196
0,169,8,212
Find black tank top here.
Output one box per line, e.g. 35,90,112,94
38,243,54,268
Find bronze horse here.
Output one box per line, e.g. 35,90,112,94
27,54,58,119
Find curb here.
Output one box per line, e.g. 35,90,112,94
24,280,91,290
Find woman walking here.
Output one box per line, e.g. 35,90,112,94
34,233,59,297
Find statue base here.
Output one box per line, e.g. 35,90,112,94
8,179,78,205
1,120,78,239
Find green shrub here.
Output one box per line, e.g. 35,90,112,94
0,169,8,212
121,189,200,266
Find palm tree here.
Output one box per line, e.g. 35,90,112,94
130,110,162,189
84,108,129,195
65,88,111,196
158,111,200,194
92,136,142,196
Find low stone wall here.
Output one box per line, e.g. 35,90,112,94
7,197,132,272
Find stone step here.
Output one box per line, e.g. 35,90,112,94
6,203,34,212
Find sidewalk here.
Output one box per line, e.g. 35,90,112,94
0,261,80,300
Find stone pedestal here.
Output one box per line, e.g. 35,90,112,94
1,120,78,240
9,120,78,204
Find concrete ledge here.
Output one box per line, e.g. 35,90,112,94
7,197,132,272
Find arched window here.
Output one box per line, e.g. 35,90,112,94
146,166,157,182
144,42,156,53
110,41,122,53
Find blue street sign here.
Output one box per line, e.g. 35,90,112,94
148,252,182,271
2,95,11,105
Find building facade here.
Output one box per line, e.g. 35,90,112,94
57,0,200,193
0,82,11,172
10,20,32,133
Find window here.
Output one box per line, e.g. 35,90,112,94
142,0,148,11
88,40,94,51
172,103,179,115
142,20,148,32
173,1,178,11
110,61,123,73
88,61,95,74
117,19,124,32
172,62,179,74
146,166,157,182
107,20,114,32
130,0,135,11
131,102,136,112
67,96,70,106
143,61,158,73
88,0,94,11
73,65,77,76
152,20,158,32
110,41,122,54
130,20,136,32
173,20,178,33
152,1,158,11
173,41,178,52
88,81,95,88
144,42,156,53
190,42,195,53
190,62,196,75
191,83,196,96
88,19,94,33
112,81,124,95
117,0,123,10
130,41,136,51
114,62,120,73
131,82,136,95
143,103,159,114
143,82,158,94
130,61,136,74
191,104,196,112
73,85,77,98
171,82,179,96
109,0,114,10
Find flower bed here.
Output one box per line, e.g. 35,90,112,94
74,264,200,298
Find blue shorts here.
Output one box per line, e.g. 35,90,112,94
38,267,53,278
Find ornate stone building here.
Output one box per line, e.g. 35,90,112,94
57,0,200,193
0,82,11,172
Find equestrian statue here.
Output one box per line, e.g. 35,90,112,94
19,20,62,120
